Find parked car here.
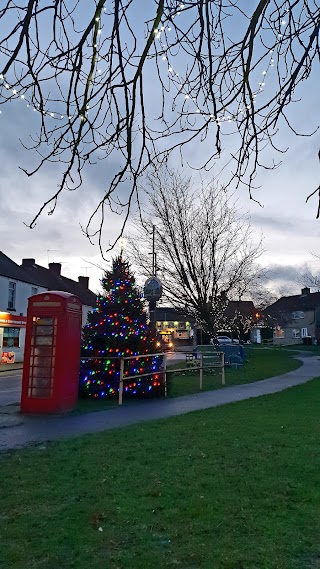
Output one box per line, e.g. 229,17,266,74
215,336,240,345
216,336,232,345
156,337,174,351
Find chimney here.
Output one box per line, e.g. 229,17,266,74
49,262,61,276
78,276,89,289
22,258,35,267
301,287,310,296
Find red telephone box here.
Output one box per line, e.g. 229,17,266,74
21,291,82,414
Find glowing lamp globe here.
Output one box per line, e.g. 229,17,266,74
143,277,162,301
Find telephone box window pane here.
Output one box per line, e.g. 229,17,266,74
32,377,51,389
33,356,52,367
31,388,51,398
34,346,53,357
33,367,52,378
35,336,54,346
28,316,57,398
33,317,54,325
30,351,55,369
36,325,54,336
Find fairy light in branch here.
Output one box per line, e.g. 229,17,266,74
0,7,105,121
154,6,290,125
0,3,289,128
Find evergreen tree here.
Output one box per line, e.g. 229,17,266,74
79,255,163,398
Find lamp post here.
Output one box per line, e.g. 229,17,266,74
144,277,162,329
144,225,162,329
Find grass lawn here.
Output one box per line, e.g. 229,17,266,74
285,344,320,354
2,378,320,569
166,347,302,397
76,348,302,412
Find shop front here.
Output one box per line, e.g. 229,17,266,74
0,312,27,363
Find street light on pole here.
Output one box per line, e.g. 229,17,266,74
144,225,162,330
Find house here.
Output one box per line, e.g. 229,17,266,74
0,252,47,362
155,301,258,345
20,258,97,326
0,252,97,362
155,307,196,345
264,287,320,345
220,300,258,342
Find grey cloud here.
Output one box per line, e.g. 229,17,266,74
0,98,131,259
264,264,306,283
250,213,296,232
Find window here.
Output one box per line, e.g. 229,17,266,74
301,327,308,337
274,327,284,338
292,311,304,319
7,281,16,310
3,328,20,347
292,329,300,339
31,287,38,296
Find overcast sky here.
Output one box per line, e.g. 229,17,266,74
0,2,319,297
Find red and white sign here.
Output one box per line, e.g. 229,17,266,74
1,351,15,364
0,313,27,327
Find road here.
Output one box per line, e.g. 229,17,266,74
0,352,187,406
0,370,22,406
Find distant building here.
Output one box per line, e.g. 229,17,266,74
220,300,258,343
264,287,320,345
155,300,258,345
224,300,257,321
0,252,97,362
20,258,96,326
155,307,195,345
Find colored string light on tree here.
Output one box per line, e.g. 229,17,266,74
79,255,163,399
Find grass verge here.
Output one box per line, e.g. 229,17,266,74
76,348,302,412
158,347,302,397
1,378,320,568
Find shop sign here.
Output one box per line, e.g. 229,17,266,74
0,313,27,327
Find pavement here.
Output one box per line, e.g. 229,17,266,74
0,372,22,406
0,354,319,452
0,363,23,373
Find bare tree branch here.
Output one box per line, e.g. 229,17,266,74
0,1,319,252
128,168,263,336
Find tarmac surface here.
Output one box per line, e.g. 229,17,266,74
0,363,23,373
0,354,319,452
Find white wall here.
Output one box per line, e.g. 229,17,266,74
82,304,93,327
0,275,47,314
0,275,94,362
0,275,47,362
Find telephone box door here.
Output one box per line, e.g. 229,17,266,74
21,291,82,413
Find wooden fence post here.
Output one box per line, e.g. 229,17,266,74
164,353,167,397
221,352,225,385
119,357,124,405
199,352,203,390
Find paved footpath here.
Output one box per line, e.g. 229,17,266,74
0,355,319,451
0,363,23,373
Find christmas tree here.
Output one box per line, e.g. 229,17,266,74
79,255,163,398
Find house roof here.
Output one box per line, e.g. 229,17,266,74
265,289,320,316
225,300,257,319
0,251,41,286
155,307,195,324
155,301,256,323
20,262,97,307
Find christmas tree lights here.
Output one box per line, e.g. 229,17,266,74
79,255,163,399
